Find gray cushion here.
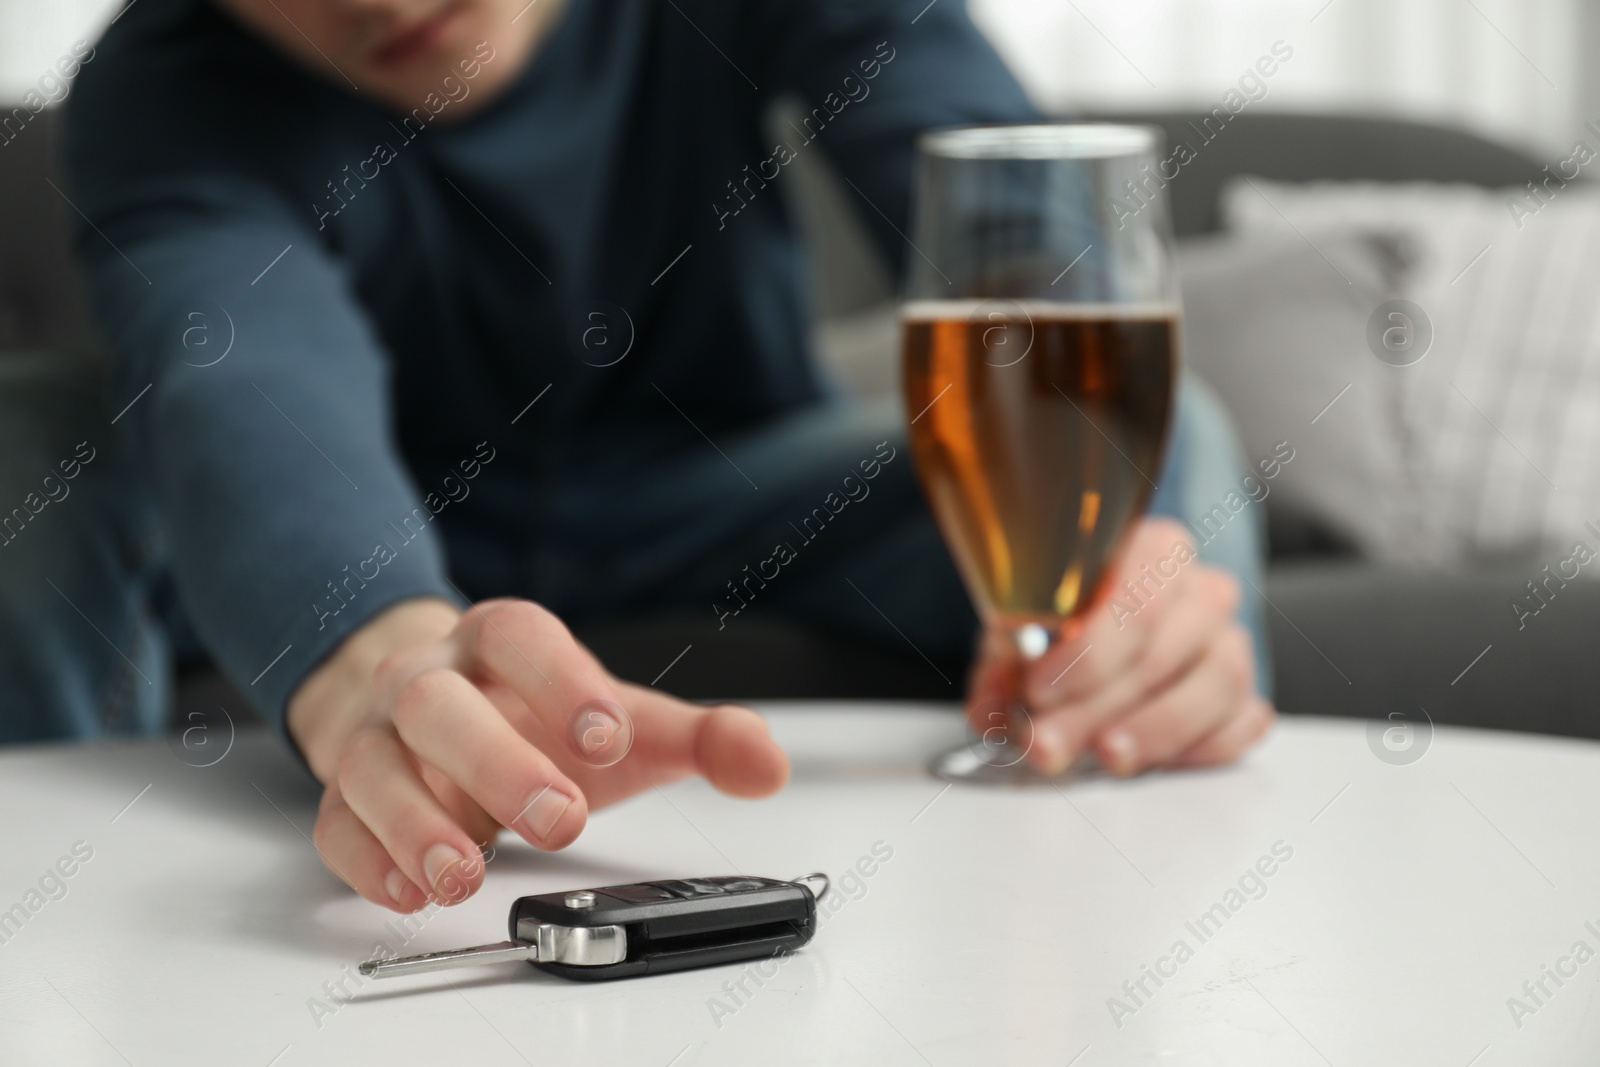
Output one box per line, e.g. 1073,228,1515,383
1266,560,1600,740
1083,111,1554,238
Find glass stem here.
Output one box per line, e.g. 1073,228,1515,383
1013,621,1058,661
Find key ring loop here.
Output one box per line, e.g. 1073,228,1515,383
792,871,830,903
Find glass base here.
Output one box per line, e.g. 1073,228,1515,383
928,742,1099,784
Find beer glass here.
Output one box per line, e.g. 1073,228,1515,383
902,124,1179,761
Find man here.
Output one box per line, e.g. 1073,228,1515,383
4,0,1271,912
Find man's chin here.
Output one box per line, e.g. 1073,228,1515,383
362,50,515,123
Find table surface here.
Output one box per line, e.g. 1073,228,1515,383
1,703,1597,1066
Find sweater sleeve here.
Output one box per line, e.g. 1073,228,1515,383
59,163,463,731
755,0,1042,279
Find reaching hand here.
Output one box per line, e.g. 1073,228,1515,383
288,598,790,912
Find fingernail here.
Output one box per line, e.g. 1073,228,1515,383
1034,721,1073,775
1101,731,1138,776
569,699,633,767
422,843,467,899
516,784,575,843
384,868,411,907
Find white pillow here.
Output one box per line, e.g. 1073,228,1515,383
1178,227,1413,557
1185,178,1600,565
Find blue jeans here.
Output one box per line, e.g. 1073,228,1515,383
0,355,1269,743
0,354,176,741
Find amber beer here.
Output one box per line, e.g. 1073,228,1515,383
902,300,1176,628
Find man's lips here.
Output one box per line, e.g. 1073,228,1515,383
372,4,464,68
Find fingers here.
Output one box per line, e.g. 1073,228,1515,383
417,762,505,847
312,787,430,912
1091,624,1256,775
669,702,789,798
389,666,589,850
334,725,490,907
1131,569,1240,697
1033,517,1198,706
1015,555,1239,773
318,597,796,916
458,600,634,767
562,684,790,807
1029,600,1143,708
1045,566,1239,743
1171,695,1276,769
1019,595,1190,773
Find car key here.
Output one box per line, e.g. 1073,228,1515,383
360,873,827,982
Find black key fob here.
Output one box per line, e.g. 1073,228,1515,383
359,873,827,984
512,875,820,981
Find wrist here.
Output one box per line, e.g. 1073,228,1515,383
287,597,463,782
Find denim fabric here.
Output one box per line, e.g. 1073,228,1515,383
0,354,171,742
528,372,1271,694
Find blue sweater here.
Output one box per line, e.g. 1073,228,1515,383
63,0,1037,727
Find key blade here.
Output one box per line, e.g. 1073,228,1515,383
359,940,537,979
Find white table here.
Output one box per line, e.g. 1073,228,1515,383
1,704,1597,1066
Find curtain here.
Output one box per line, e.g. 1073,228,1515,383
969,0,1586,157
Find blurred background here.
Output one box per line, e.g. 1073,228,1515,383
5,0,1600,739
6,0,1592,151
